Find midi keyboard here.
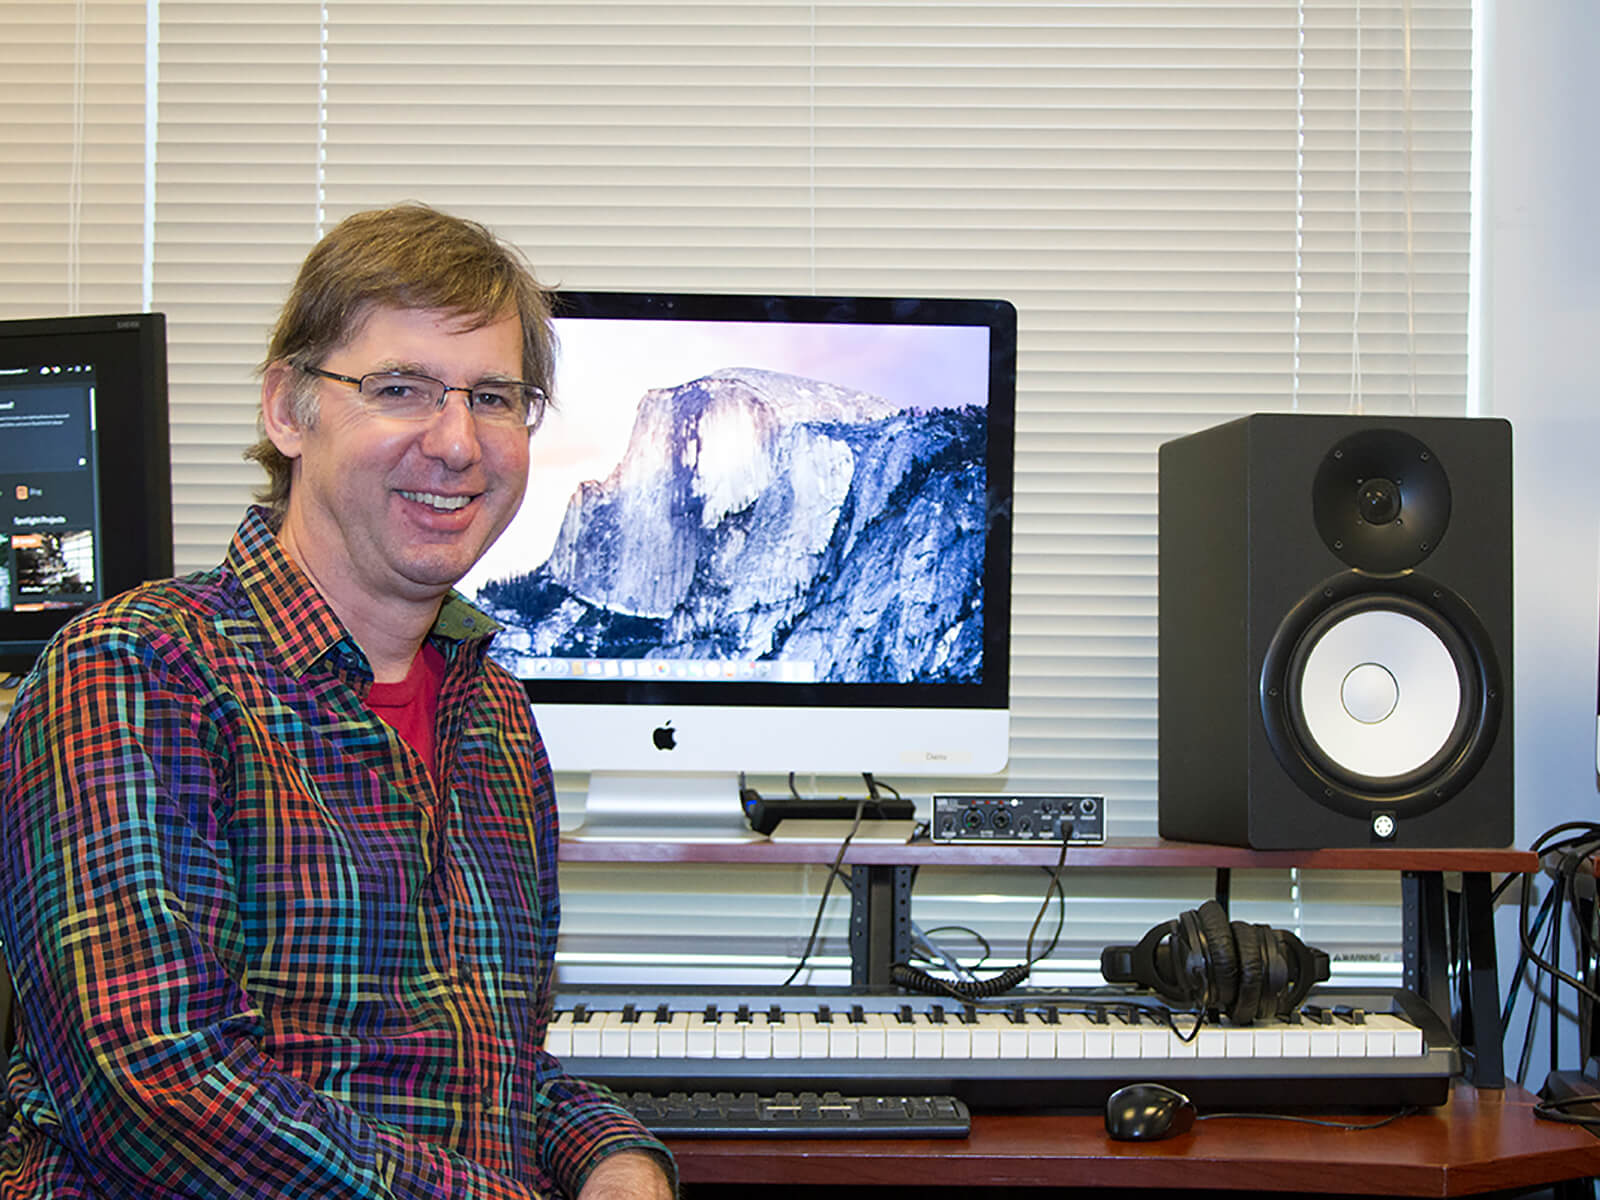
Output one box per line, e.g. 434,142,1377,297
551,985,1458,1112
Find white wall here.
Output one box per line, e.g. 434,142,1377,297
1483,0,1600,1082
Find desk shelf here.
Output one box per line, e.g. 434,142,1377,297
559,835,1535,874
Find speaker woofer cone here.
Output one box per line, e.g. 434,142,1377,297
1287,597,1475,790
1260,572,1504,819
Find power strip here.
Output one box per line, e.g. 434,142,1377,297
931,793,1105,843
741,789,915,835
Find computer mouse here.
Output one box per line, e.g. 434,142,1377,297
1104,1082,1197,1141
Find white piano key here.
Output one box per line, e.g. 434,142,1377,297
547,1010,575,1058
853,1013,889,1059
940,1015,973,1059
1051,1014,1089,1059
823,1014,858,1058
969,1012,1007,1059
570,1014,604,1058
1137,1019,1172,1059
770,1013,801,1058
742,1013,773,1059
1195,1026,1228,1059
1020,1012,1056,1059
599,1012,632,1057
998,1015,1030,1059
657,1010,691,1058
796,1012,831,1058
1223,1026,1256,1058
685,1012,717,1059
1307,1023,1341,1057
714,1012,745,1058
1077,1016,1114,1060
1336,1020,1369,1057
1280,1023,1312,1057
1248,1020,1285,1058
1109,1016,1143,1058
627,1011,663,1058
884,1012,916,1058
1165,1026,1201,1059
910,1013,945,1059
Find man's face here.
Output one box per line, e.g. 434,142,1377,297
267,304,531,617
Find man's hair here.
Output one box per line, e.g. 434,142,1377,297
246,203,556,520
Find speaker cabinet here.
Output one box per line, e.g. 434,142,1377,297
1158,413,1512,849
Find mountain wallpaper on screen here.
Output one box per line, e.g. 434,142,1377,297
475,366,988,684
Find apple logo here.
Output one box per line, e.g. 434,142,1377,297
652,721,677,751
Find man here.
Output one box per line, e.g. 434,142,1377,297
0,205,674,1199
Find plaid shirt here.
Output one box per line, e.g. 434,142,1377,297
0,507,670,1198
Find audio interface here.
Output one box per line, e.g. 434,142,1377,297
931,793,1105,843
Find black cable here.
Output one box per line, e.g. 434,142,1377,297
1499,822,1600,1090
890,838,1072,1002
917,925,994,972
1503,877,1559,1035
1197,1107,1416,1131
1534,1091,1600,1126
1514,881,1561,1087
1550,868,1567,1075
777,773,879,987
1519,838,1600,1009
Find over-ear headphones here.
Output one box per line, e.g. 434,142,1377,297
1099,900,1331,1025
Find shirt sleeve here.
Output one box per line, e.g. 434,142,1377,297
0,624,544,1200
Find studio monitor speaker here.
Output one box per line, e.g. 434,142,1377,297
1158,413,1513,849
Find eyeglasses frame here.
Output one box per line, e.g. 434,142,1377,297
299,364,547,430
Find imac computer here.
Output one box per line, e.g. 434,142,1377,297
0,313,173,677
457,290,1017,839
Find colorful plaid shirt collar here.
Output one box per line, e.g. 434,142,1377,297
227,504,502,681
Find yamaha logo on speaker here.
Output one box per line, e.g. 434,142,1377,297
1157,413,1513,850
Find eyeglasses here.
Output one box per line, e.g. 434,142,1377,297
300,365,547,430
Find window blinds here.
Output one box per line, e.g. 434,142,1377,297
0,0,1472,987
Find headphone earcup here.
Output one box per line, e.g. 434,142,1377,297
1228,921,1267,1025
1255,925,1292,1018
1193,900,1238,1015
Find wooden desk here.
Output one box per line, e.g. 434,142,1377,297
669,1082,1600,1197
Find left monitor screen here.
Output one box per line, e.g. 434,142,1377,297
0,313,172,674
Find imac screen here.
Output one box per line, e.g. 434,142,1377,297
456,290,1016,836
0,313,172,676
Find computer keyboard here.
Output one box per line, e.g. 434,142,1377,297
617,1089,971,1139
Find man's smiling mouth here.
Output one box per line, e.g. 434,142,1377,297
399,490,473,512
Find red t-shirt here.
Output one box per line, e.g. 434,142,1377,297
365,641,446,784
